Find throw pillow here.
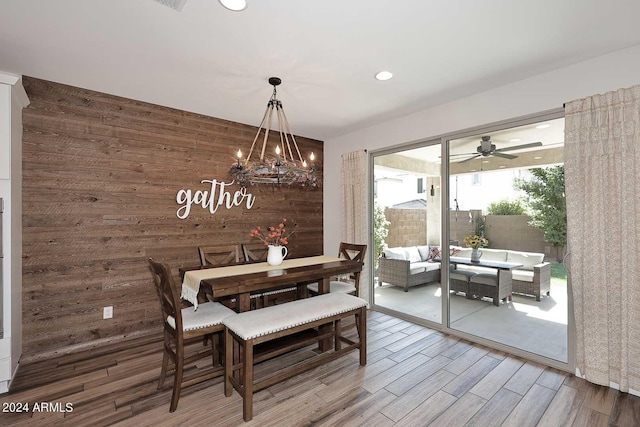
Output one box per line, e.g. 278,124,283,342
428,246,441,261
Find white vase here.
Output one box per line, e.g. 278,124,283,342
471,248,482,262
267,245,288,266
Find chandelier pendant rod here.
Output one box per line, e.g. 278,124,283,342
280,107,304,163
276,105,288,161
277,105,294,162
259,103,274,161
246,103,271,163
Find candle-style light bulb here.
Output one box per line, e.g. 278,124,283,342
236,149,242,167
275,145,281,156
310,152,315,162
302,160,307,168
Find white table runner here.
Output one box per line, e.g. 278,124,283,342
182,255,342,309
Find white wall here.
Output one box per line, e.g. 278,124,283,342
0,72,28,393
323,44,640,254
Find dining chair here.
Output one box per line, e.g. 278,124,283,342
198,244,244,306
241,243,297,308
148,258,236,412
198,244,243,267
307,242,367,297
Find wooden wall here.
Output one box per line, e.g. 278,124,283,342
20,77,324,361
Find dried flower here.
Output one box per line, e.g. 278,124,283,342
249,218,295,246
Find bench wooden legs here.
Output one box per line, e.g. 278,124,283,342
225,306,366,422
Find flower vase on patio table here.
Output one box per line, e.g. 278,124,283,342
267,245,288,266
471,248,482,262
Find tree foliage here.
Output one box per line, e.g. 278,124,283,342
373,202,390,268
514,166,566,248
486,199,526,216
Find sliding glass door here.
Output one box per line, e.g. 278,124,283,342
446,116,568,363
370,112,570,367
371,141,442,324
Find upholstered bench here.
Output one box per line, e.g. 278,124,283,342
223,293,368,421
449,269,476,297
469,272,513,306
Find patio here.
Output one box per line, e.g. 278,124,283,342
374,263,568,362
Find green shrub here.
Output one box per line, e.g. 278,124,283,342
486,199,526,215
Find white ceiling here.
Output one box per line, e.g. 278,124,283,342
2,0,640,141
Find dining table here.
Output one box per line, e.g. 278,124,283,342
180,255,364,351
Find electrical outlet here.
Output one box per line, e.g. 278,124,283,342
103,306,113,319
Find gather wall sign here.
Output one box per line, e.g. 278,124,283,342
176,179,256,219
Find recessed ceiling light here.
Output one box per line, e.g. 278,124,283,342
375,71,393,81
533,156,542,160
510,138,521,142
536,124,551,129
219,0,247,11
470,169,477,172
482,160,489,163
499,165,506,168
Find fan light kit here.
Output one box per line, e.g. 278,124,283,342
451,135,542,163
219,0,247,11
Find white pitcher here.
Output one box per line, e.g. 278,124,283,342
267,245,288,266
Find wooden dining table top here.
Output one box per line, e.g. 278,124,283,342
180,255,363,309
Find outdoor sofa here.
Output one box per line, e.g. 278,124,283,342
378,245,551,301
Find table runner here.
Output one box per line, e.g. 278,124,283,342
182,255,342,309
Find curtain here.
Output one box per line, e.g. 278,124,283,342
564,85,640,392
341,150,370,301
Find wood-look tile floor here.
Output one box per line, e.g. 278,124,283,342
2,310,639,427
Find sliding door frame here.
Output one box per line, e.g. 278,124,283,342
368,107,575,373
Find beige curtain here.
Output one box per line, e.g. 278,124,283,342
564,85,640,392
341,150,370,302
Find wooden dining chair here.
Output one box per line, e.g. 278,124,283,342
307,242,367,297
198,244,244,306
198,244,243,267
148,258,236,412
241,243,297,308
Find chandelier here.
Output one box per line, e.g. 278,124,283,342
229,77,317,188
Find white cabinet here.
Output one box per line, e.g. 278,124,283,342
0,72,29,393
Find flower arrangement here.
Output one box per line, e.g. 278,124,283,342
249,218,295,246
463,234,489,249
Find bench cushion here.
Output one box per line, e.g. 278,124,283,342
450,270,476,281
469,273,498,286
223,293,367,340
167,301,236,332
512,270,534,282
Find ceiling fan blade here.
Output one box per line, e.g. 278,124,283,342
492,152,517,160
495,141,542,153
459,154,481,163
449,152,478,157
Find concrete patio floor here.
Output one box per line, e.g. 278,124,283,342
373,276,568,362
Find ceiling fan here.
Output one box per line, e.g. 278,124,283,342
451,136,542,163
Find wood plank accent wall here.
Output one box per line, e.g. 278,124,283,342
20,77,324,362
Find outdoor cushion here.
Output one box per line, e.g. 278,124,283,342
450,270,476,281
477,249,508,262
406,246,422,263
512,270,535,282
417,245,430,261
469,273,498,286
383,247,407,260
455,248,473,258
409,266,426,275
507,251,545,271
